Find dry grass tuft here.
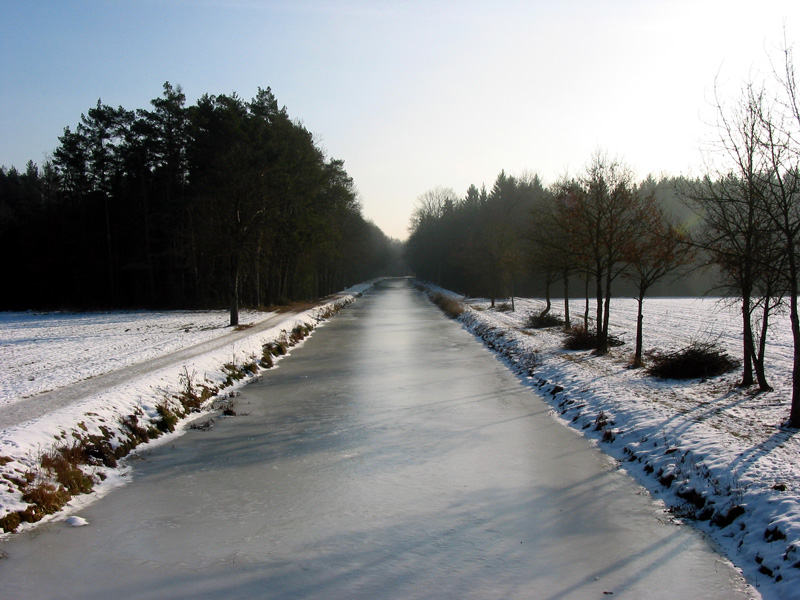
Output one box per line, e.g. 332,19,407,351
430,293,465,318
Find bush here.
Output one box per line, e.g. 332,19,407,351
430,293,465,318
156,403,179,433
0,511,21,533
39,444,95,496
266,341,287,356
647,341,740,380
21,480,71,516
121,414,150,443
290,325,312,343
563,327,624,351
525,312,564,329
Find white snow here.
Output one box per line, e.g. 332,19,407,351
448,292,800,600
0,308,270,402
64,515,88,527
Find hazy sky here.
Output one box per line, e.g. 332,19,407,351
3,1,799,239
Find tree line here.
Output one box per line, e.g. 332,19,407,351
0,83,401,323
406,161,695,359
406,42,800,427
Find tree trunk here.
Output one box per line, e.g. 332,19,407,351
634,291,645,368
583,277,590,331
603,269,613,338
596,267,610,355
788,242,800,427
540,278,551,318
595,269,603,334
563,269,571,330
740,292,755,387
103,195,115,305
754,297,772,391
254,241,261,308
229,252,240,327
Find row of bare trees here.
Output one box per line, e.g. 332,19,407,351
406,159,696,365
534,153,695,363
405,41,800,427
682,42,800,426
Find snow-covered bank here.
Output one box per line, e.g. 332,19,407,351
0,283,372,534
431,289,798,599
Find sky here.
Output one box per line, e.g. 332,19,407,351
2,0,800,240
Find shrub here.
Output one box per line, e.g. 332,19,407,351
243,361,259,375
430,293,465,318
563,327,624,351
222,363,246,382
267,341,287,356
22,480,71,516
121,414,150,443
290,325,312,343
647,341,740,380
176,367,206,410
525,312,564,329
40,446,95,495
564,327,598,350
84,437,117,468
0,511,21,533
155,403,179,433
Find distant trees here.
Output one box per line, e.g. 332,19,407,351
0,83,399,318
406,172,545,304
406,186,459,287
406,38,800,427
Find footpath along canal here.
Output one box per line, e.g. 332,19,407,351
0,279,755,599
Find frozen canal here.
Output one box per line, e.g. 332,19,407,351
0,279,754,599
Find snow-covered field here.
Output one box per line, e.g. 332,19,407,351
1,309,269,402
452,293,799,600
0,285,370,537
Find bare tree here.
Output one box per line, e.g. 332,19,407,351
685,80,782,392
622,194,697,367
762,40,800,424
568,152,641,354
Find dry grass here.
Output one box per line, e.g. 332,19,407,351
430,293,465,318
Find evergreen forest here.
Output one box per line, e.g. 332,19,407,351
0,83,403,318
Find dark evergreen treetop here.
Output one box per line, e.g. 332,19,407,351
0,83,401,311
